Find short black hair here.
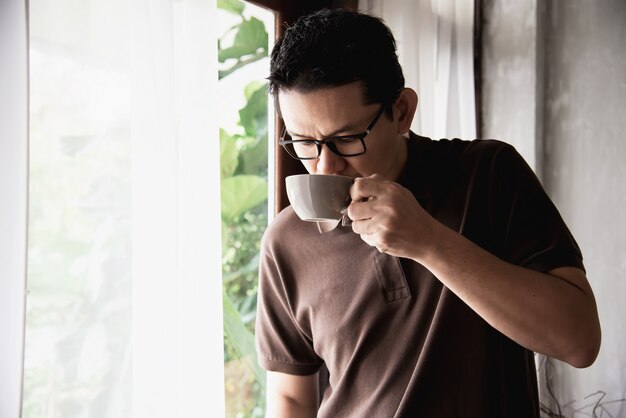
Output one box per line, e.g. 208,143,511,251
268,8,405,114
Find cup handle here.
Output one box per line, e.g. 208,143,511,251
340,196,352,226
340,195,373,227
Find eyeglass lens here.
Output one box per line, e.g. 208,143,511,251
286,138,365,159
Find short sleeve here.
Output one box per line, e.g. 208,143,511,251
254,225,323,376
491,143,585,273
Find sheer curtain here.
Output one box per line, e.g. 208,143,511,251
360,0,477,140
2,0,224,417
0,1,28,417
131,0,224,417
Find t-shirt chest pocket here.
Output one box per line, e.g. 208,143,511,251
372,252,411,303
304,248,412,360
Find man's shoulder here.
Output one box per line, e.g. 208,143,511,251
410,134,521,169
411,132,514,156
263,206,298,241
261,206,318,252
429,136,515,158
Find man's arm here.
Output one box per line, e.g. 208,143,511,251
265,371,319,418
348,175,602,368
418,225,601,368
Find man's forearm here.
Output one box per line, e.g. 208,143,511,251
266,395,318,418
265,371,319,418
415,222,601,368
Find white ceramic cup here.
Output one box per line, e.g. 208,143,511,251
285,174,354,222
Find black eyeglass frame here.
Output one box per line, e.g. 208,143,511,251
278,106,386,160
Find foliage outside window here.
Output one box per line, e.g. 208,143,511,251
218,0,272,416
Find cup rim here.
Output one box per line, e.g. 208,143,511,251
286,173,354,180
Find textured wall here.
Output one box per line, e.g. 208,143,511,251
481,0,543,175
483,0,626,415
543,1,626,414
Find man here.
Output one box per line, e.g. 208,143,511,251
255,8,601,418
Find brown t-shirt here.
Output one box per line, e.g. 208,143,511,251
255,134,584,417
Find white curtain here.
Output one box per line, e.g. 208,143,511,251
2,0,224,416
130,0,224,417
361,0,477,140
0,1,28,417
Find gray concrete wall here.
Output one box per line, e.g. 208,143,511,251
543,1,626,414
481,0,543,175
483,0,626,415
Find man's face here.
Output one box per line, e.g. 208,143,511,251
278,82,407,180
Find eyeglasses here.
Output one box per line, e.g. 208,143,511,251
278,106,385,160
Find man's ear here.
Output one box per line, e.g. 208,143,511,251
393,88,418,134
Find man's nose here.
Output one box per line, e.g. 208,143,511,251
316,144,345,175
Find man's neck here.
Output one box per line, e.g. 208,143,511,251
387,134,409,182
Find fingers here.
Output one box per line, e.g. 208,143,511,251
358,230,389,254
347,174,393,222
345,175,425,258
349,174,387,202
346,199,371,222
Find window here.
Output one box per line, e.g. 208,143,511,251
24,3,134,415
24,1,224,416
217,1,274,416
18,0,314,416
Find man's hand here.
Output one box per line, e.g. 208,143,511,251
347,174,434,259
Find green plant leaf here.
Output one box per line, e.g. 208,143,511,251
218,17,267,63
223,289,266,388
218,45,253,63
220,129,239,178
239,83,268,138
218,52,268,79
239,136,268,176
221,220,229,254
244,81,265,100
221,175,268,222
217,0,244,15
223,252,260,284
235,17,268,54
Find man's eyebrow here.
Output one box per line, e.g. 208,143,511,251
288,122,363,139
